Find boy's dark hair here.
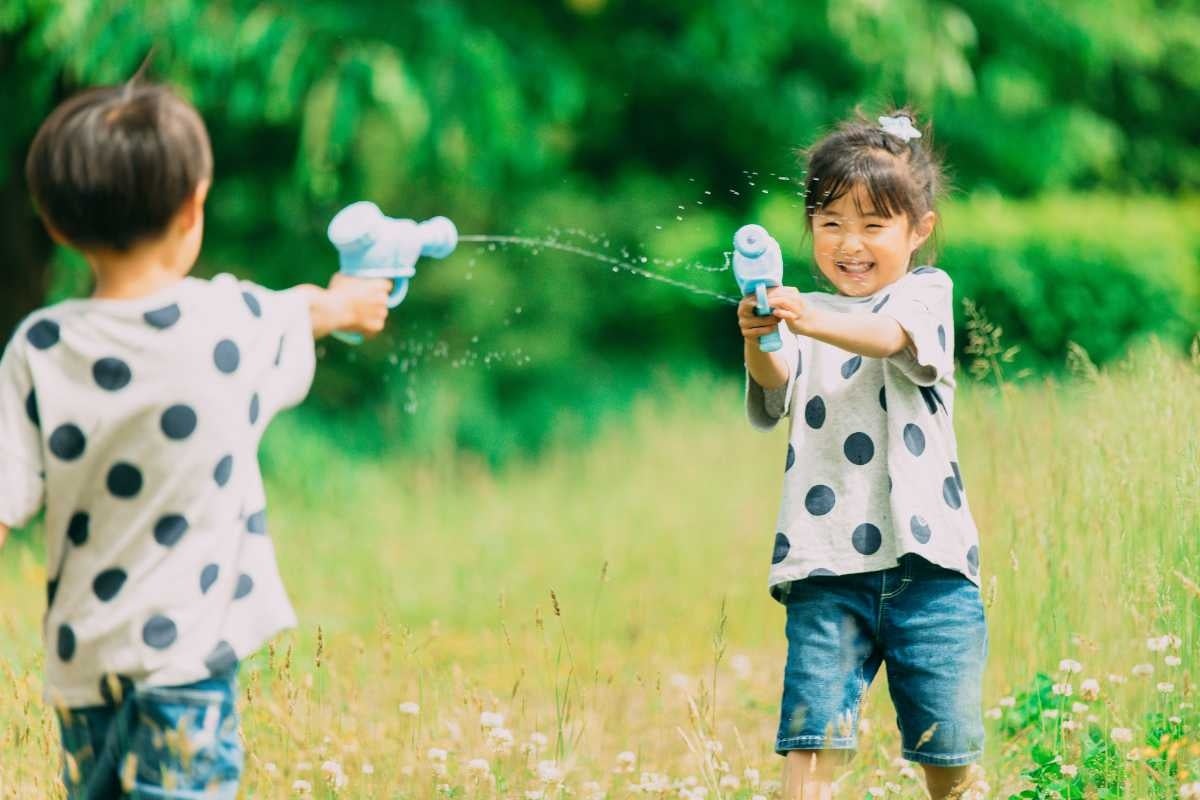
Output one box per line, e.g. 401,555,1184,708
800,108,947,262
25,82,212,252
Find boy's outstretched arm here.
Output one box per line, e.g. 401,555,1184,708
294,275,393,340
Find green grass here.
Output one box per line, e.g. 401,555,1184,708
1,343,1198,798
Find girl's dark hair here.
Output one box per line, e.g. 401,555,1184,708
25,81,212,251
800,108,946,263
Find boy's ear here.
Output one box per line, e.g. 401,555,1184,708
175,180,211,232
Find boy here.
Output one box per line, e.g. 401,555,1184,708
0,81,391,798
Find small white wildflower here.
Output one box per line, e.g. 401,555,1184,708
400,765,415,777
886,782,902,794
1170,716,1183,725
1079,678,1101,701
1132,663,1155,677
985,708,1002,720
1061,719,1080,733
761,780,783,796
669,673,691,690
479,711,504,729
526,791,546,800
752,796,768,800
1158,682,1176,693
487,727,515,754
744,768,760,788
1180,781,1200,799
1166,655,1182,667
361,763,374,775
1107,673,1128,684
720,775,741,791
444,719,463,742
398,701,420,716
292,779,313,794
730,653,753,680
867,788,885,798
1042,709,1059,719
616,751,637,773
858,718,871,735
1059,659,1083,674
1072,702,1089,714
296,761,313,773
436,784,452,795
1052,682,1074,696
1061,764,1077,778
1110,727,1133,744
998,696,1016,707
582,781,606,800
263,762,278,774
537,760,565,784
1147,635,1171,652
1127,749,1142,762
900,765,918,780
427,748,448,763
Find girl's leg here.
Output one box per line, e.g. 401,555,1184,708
783,750,852,800
921,764,973,799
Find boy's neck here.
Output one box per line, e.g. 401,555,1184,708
88,240,192,300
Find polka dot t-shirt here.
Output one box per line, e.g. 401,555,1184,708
745,267,981,599
0,275,315,707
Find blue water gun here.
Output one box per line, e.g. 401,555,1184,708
327,201,459,343
732,223,783,353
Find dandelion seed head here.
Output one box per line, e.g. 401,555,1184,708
1079,679,1101,700
398,701,420,716
1059,659,1083,674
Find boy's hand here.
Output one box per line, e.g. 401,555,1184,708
326,274,392,338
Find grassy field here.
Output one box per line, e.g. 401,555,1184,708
1,343,1198,799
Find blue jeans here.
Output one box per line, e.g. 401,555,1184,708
777,554,987,765
57,669,242,799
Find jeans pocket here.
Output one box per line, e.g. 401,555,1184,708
131,685,243,793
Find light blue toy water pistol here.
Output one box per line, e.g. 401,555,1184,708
732,223,783,353
327,201,459,343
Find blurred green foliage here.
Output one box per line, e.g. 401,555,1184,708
2,0,1198,461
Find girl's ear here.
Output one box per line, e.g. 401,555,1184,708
910,210,936,252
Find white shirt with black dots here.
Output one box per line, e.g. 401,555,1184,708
0,275,315,707
745,267,982,599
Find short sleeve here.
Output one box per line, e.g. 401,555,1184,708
247,284,316,420
745,324,801,431
0,330,46,527
877,268,955,386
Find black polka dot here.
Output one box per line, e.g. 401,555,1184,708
878,386,887,412
852,523,882,555
910,515,932,543
804,485,836,516
200,563,219,594
274,335,286,367
47,578,59,607
153,515,189,547
26,390,39,427
92,358,132,391
951,461,964,491
804,396,826,429
144,304,182,329
93,568,127,601
872,295,891,313
903,423,926,456
26,319,60,349
57,624,76,661
98,673,133,706
943,476,962,509
785,443,796,472
843,433,875,465
234,573,254,600
807,568,837,577
143,615,177,649
796,349,803,376
67,512,90,546
214,340,240,374
242,292,262,318
107,463,143,498
213,455,233,487
937,325,947,351
841,355,862,379
204,640,238,676
160,405,197,440
49,424,87,461
772,532,790,564
249,393,260,425
912,266,936,275
246,510,267,534
918,386,938,415
967,545,980,575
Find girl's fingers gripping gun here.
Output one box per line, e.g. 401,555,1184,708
327,201,458,344
732,224,784,353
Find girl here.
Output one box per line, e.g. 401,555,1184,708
739,111,986,800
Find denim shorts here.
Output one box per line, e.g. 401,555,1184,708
776,554,987,765
57,668,242,799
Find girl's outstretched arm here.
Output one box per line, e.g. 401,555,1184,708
769,288,910,358
0,523,8,551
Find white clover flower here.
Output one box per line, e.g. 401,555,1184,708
1148,636,1171,652
1110,727,1134,744
321,760,348,790
1107,673,1128,684
1170,716,1183,725
487,727,515,754
998,696,1016,708
1059,659,1083,674
730,654,753,680
1042,709,1060,719
899,765,918,780
985,708,1002,720
263,762,278,774
293,779,313,794
1052,682,1074,696
867,788,885,798
885,782,901,794
1061,719,1080,733
616,751,637,773
1087,714,1099,724
743,768,760,788
398,701,420,716
1072,702,1089,714
427,748,448,763
1079,679,1101,701
858,718,871,736
361,763,374,775
531,732,550,748
582,781,606,800
296,761,313,773
537,760,565,784
720,775,741,791
526,791,546,800
1132,663,1155,677
1061,764,1078,778
479,711,504,729
1180,780,1200,799
1166,655,1182,667
1158,682,1176,694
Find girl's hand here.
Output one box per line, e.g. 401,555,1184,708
327,273,392,337
738,293,784,342
766,286,814,336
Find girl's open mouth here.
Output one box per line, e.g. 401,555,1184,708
836,260,875,275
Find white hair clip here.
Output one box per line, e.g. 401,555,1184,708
878,115,922,142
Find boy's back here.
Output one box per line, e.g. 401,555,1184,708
1,273,315,705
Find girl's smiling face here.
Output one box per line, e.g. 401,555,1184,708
812,184,935,297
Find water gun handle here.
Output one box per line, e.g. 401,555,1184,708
754,283,783,353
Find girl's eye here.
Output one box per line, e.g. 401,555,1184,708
866,224,883,230
822,222,839,228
